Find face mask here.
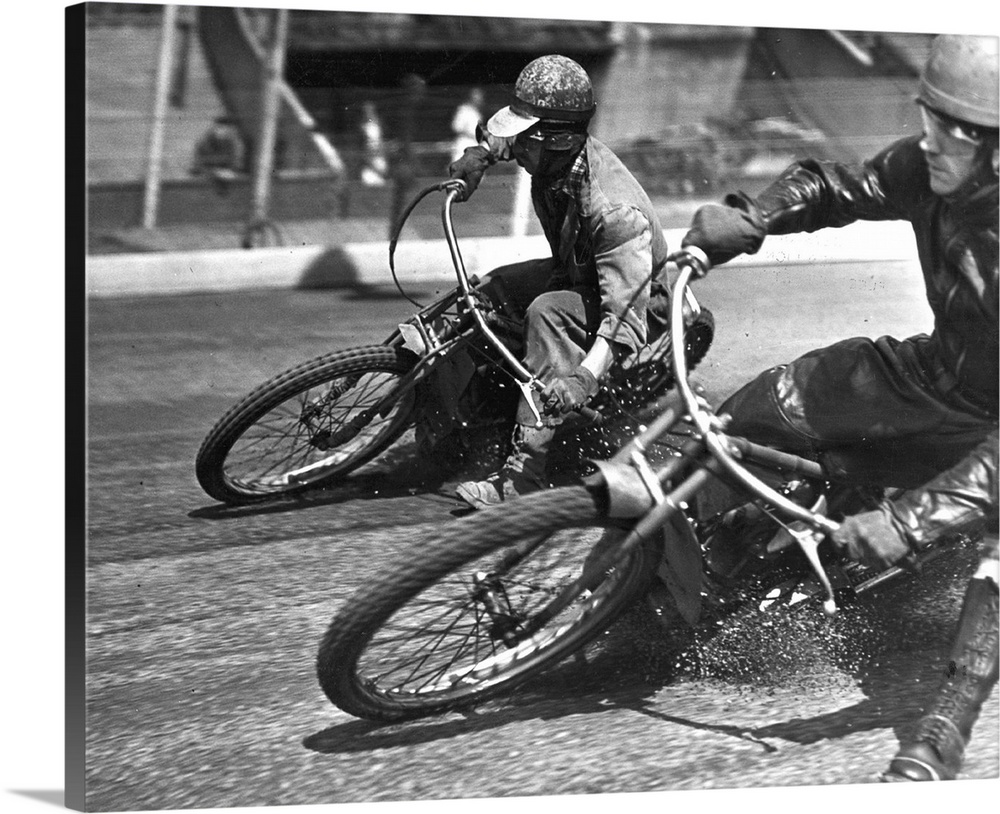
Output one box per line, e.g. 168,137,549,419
512,128,586,177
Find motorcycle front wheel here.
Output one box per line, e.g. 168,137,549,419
195,345,417,504
316,485,654,721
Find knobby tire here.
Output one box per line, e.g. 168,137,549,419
316,484,654,721
195,345,416,504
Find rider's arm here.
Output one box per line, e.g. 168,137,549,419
590,204,656,358
888,428,999,549
448,129,517,200
833,429,998,568
579,336,615,381
755,135,924,234
541,334,617,417
679,136,927,266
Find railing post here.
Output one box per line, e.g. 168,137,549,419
249,7,289,231
141,4,179,229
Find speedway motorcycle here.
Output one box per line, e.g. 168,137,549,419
195,179,714,504
315,250,947,721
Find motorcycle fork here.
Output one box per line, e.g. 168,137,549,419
470,570,525,648
301,331,470,452
367,299,482,417
474,411,722,641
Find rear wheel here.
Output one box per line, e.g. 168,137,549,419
195,345,416,504
316,485,654,720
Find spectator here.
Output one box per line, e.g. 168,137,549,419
359,101,388,186
450,87,485,164
192,116,247,190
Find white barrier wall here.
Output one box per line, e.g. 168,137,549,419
86,221,918,298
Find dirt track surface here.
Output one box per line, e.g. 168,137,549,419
84,262,998,811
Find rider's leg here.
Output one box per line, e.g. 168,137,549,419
456,288,601,509
474,258,555,316
883,531,999,781
720,335,994,486
454,418,556,509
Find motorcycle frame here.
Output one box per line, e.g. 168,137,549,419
375,181,636,434
521,256,937,634
333,185,532,446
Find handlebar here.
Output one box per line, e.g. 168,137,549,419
668,252,838,537
392,179,603,428
668,251,842,615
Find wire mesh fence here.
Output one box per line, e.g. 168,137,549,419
83,6,926,252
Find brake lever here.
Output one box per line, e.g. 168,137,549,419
787,525,838,617
442,178,468,196
520,379,604,429
518,380,544,428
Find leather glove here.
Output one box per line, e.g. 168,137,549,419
680,191,767,267
830,502,914,570
448,145,491,201
541,368,599,416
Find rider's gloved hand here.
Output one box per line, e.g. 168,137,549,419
831,502,915,570
679,191,768,267
541,368,599,416
448,145,492,201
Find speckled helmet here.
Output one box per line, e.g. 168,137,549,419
487,55,596,138
918,35,999,128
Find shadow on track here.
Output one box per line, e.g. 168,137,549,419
187,445,462,520
748,542,978,749
304,544,976,760
750,649,942,744
186,429,594,521
303,647,682,756
303,647,783,759
303,603,757,756
187,475,454,520
302,617,950,761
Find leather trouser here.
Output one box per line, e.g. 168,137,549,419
720,333,997,488
478,258,669,429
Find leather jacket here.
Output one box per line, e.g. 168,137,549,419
752,135,999,544
488,135,672,356
890,428,998,545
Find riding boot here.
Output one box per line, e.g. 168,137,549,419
455,423,555,510
882,542,999,781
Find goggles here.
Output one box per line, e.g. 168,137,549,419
918,101,988,146
514,127,586,153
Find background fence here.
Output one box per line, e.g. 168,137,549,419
83,5,930,253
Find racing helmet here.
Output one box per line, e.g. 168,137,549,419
487,55,596,138
918,34,999,129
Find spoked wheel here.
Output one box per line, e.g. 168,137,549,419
195,345,417,504
317,485,654,721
